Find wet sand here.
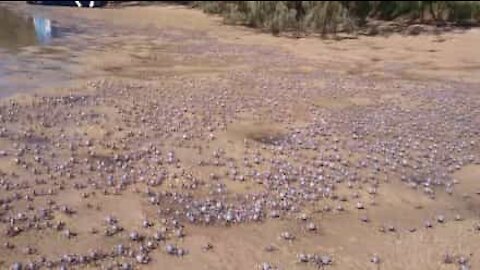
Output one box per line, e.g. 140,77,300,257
0,2,479,270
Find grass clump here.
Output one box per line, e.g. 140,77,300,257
194,1,480,35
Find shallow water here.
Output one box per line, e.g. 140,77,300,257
0,6,68,98
0,6,58,51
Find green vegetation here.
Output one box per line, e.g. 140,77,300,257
195,1,480,35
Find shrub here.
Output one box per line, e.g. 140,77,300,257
195,1,480,35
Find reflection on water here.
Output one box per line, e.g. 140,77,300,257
0,6,56,51
34,17,53,44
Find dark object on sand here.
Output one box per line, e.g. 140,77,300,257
27,1,107,7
